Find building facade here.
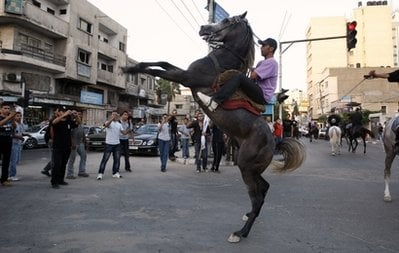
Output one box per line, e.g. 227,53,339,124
306,1,397,120
0,0,159,126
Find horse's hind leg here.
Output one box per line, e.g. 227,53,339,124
384,151,395,202
228,171,270,243
228,143,272,243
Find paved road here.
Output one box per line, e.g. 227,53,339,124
1,138,399,253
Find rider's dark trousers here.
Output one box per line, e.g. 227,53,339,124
213,72,266,105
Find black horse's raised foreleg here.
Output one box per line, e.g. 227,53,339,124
122,61,188,83
122,61,214,88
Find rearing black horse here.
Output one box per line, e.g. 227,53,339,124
123,12,306,243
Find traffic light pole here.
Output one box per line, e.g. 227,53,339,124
278,35,347,120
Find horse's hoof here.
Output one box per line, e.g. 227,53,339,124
242,214,248,221
332,153,336,156
228,234,241,243
384,195,392,202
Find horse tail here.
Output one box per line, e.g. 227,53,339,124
270,138,306,173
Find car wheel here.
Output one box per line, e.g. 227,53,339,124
25,138,37,149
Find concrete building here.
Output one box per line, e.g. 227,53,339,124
306,1,396,121
0,0,159,126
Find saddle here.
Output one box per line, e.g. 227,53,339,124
213,70,265,116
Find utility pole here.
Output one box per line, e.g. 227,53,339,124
278,35,347,120
207,0,214,24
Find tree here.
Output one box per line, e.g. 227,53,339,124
156,78,181,113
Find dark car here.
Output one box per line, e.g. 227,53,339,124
129,124,159,156
83,125,102,136
23,124,49,149
86,128,106,150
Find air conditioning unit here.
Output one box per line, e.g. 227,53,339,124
3,73,21,83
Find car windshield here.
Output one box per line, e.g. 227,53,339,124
26,125,43,132
84,127,102,135
136,124,158,135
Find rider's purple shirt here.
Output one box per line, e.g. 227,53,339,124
254,57,278,103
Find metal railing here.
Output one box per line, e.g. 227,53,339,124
19,44,66,67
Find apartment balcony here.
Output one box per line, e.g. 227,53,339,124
0,45,65,73
98,41,118,60
0,1,68,39
97,69,116,84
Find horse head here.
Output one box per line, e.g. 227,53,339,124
199,12,248,44
199,12,254,72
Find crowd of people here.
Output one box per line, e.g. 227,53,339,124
0,102,237,188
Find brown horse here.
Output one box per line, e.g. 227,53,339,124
123,13,305,243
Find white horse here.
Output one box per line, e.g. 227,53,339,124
328,126,341,156
382,117,399,202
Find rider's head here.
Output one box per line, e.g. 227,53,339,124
258,38,277,54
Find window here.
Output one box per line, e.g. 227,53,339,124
47,8,55,15
119,42,125,52
107,65,113,73
60,9,67,15
32,0,41,8
79,18,92,34
100,63,107,70
78,49,90,64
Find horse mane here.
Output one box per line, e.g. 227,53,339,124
243,22,255,70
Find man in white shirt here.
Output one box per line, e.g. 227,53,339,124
96,111,129,180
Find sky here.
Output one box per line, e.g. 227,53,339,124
88,0,399,91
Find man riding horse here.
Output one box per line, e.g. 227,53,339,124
346,107,363,136
328,114,341,127
197,38,287,112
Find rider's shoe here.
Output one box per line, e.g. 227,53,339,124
197,92,218,112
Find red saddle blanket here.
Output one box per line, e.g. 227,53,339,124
222,99,261,116
214,70,264,116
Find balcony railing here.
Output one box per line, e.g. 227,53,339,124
19,43,66,66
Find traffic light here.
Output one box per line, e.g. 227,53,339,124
23,89,32,108
346,21,357,51
277,88,289,104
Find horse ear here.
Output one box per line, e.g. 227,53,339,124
240,12,247,19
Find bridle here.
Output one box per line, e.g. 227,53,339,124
207,18,253,72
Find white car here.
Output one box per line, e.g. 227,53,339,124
23,124,49,149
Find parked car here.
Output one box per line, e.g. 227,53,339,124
298,126,309,137
83,125,102,136
23,124,49,149
86,128,106,150
318,128,327,139
129,124,159,156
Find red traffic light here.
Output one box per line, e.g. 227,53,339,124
347,21,357,31
346,21,358,51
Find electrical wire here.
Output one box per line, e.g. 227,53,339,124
170,0,198,34
179,0,202,27
190,0,207,24
154,0,200,46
